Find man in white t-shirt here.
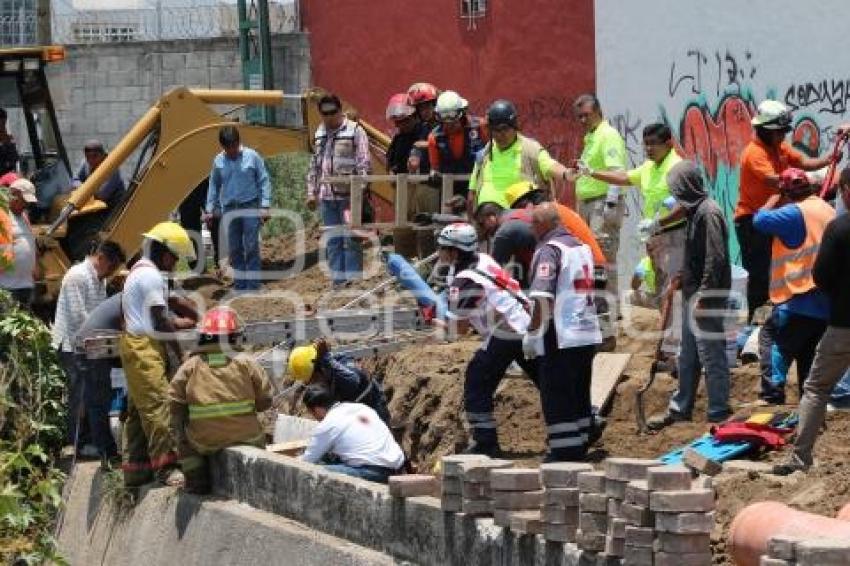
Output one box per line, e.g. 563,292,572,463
120,222,197,488
301,385,404,484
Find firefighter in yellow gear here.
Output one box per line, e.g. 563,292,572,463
169,305,273,493
120,221,198,487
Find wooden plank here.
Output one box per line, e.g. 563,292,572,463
591,352,632,411
350,179,363,227
394,174,409,227
266,439,309,456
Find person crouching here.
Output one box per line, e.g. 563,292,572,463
169,306,273,493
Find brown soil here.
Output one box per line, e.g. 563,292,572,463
222,229,850,565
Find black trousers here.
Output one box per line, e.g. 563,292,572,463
734,216,771,322
464,336,538,446
759,309,827,403
539,329,595,461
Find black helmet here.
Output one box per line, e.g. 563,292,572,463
487,99,518,129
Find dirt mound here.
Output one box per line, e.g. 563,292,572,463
240,229,850,564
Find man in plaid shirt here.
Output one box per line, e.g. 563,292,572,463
306,93,371,286
52,240,125,461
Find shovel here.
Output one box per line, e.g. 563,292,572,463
635,359,669,434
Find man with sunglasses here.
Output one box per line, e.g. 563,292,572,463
306,94,371,287
426,90,488,199
469,99,572,212
71,139,126,208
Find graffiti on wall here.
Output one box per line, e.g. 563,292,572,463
611,48,849,263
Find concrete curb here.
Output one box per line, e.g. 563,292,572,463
212,446,592,566
57,462,396,566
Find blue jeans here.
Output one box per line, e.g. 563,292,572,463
322,463,392,483
78,355,118,458
830,368,850,403
223,201,262,291
320,199,362,285
669,306,731,421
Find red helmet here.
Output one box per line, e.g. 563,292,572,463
386,93,416,121
779,168,813,198
200,306,242,338
407,82,439,106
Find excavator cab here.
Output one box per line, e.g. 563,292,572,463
0,46,72,220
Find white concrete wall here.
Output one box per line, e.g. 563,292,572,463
596,0,850,273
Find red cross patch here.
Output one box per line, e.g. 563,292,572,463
537,263,553,279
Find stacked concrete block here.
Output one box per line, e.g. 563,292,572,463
648,466,715,566
759,535,850,566
440,454,490,512
490,468,543,528
388,475,439,498
577,470,608,553
458,459,514,516
602,458,660,560
539,462,592,542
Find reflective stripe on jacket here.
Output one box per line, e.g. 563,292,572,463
769,196,835,304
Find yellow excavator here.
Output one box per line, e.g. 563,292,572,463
0,46,395,307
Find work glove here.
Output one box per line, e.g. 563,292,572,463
313,337,330,358
522,333,543,360
638,218,661,241
427,170,443,188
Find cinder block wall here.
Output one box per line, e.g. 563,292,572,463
46,34,309,174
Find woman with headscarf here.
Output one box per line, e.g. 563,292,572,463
648,160,732,430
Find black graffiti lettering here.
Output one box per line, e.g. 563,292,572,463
670,48,756,99
785,79,850,115
610,110,643,166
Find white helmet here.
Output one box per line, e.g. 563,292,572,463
438,222,478,252
435,90,468,121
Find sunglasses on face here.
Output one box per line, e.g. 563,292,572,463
320,107,340,117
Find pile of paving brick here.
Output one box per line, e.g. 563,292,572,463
760,534,850,566
390,455,720,565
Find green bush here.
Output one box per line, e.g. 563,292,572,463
262,152,316,238
0,291,67,564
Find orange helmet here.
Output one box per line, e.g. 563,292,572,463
200,306,242,338
386,93,416,121
407,82,439,106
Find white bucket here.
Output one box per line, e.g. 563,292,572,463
726,265,749,368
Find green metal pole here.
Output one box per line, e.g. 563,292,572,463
258,0,275,125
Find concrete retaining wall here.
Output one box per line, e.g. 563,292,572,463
211,446,590,566
57,462,395,566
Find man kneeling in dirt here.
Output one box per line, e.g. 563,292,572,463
287,338,391,424
169,306,273,493
301,385,405,483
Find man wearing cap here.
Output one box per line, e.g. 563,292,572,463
0,177,38,307
736,101,833,323
753,169,835,405
306,93,371,287
72,140,126,208
469,100,572,212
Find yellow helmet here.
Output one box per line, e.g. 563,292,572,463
504,181,535,208
142,221,196,261
288,345,318,382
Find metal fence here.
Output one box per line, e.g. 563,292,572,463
52,1,297,44
0,0,37,46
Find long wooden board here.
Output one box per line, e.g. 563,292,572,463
591,352,632,412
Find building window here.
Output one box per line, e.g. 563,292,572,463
72,23,138,43
461,0,486,17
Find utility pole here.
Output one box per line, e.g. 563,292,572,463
237,0,275,125
36,0,51,45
